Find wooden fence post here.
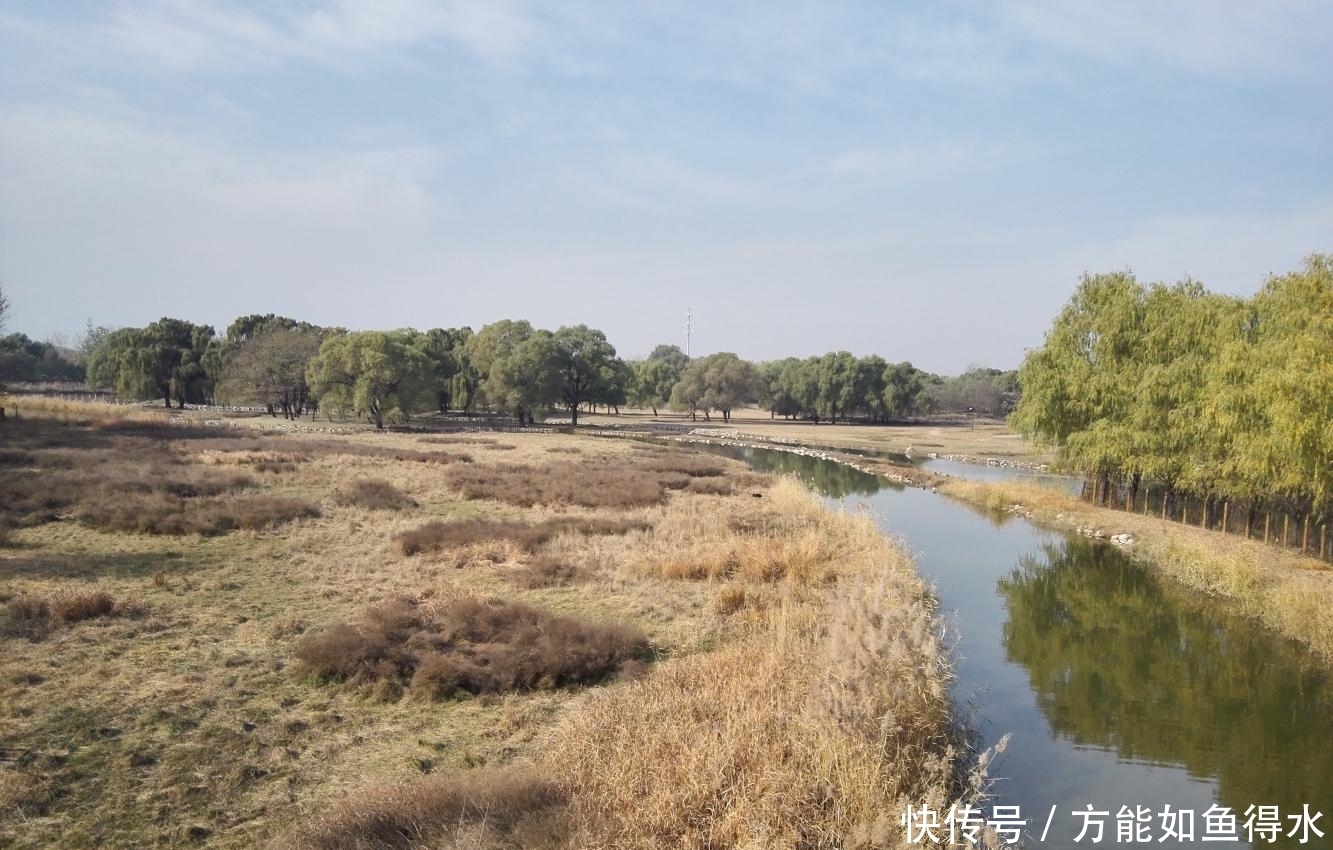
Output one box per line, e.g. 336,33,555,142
1322,525,1328,560
1264,514,1271,544
1222,502,1229,535
1182,502,1188,525
1302,518,1310,554
1283,515,1290,547
1161,494,1168,519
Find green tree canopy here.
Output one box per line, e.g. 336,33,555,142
86,317,218,408
631,344,690,416
306,331,431,429
466,320,560,424
552,324,619,426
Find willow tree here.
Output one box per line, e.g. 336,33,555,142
306,331,430,429
1011,271,1147,499
86,318,218,408
1234,256,1333,515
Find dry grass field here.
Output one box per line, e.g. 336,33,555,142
0,401,985,849
578,407,1051,465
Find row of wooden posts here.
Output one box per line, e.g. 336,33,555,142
1082,479,1330,561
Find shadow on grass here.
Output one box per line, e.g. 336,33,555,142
0,549,194,581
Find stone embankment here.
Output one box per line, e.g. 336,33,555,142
1003,503,1137,547
926,452,1051,472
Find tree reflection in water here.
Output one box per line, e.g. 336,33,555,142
998,537,1332,835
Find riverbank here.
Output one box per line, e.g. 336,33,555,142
1,410,979,849
940,478,1333,660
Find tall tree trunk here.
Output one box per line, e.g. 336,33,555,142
570,404,579,427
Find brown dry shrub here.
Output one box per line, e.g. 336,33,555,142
397,516,650,557
4,588,131,638
296,597,647,698
335,479,417,511
48,590,116,623
444,460,680,509
0,462,256,529
271,768,568,850
77,494,320,536
510,555,589,589
6,595,50,623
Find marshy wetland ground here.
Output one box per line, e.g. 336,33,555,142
0,405,981,849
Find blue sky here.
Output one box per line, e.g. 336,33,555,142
2,1,1330,373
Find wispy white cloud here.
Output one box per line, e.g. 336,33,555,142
998,0,1333,76
6,0,546,76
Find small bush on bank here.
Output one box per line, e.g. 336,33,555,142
271,768,568,850
295,596,647,698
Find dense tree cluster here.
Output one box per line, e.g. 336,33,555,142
753,354,939,423
1011,255,1333,523
38,304,997,430
0,334,84,383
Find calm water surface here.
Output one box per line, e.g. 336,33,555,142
699,444,1333,849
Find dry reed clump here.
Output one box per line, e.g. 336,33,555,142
335,479,418,511
543,557,977,848
396,516,651,557
77,494,321,536
4,587,132,639
443,460,692,509
632,478,868,584
295,596,648,699
269,768,570,850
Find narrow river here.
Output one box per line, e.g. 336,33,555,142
699,443,1333,849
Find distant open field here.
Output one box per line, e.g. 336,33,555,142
0,400,979,849
577,407,1051,465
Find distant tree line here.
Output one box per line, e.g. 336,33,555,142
2,289,1013,428
1011,254,1333,527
